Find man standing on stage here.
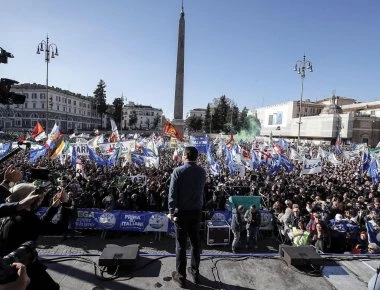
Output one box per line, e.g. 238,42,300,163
168,146,206,288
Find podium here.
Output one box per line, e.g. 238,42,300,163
206,220,230,246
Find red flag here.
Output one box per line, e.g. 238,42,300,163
226,134,234,148
31,122,44,138
163,122,183,141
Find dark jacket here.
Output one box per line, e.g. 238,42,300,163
244,209,261,228
168,162,206,214
0,205,72,256
231,208,243,232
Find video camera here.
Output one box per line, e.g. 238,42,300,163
0,241,38,284
0,78,26,105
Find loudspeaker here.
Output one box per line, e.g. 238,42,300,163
99,244,139,267
279,245,323,266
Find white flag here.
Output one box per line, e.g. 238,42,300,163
301,158,322,175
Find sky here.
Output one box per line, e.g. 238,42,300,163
2,0,380,119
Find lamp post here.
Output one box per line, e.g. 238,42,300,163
36,36,59,133
293,55,313,150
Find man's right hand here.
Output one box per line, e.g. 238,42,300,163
0,263,30,290
4,165,23,183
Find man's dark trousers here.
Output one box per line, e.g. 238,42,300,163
175,210,201,280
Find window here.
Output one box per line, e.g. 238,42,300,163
74,108,76,114
63,106,66,112
33,103,36,109
32,93,37,99
42,103,44,109
74,101,76,106
69,108,71,113
57,105,60,111
24,103,28,108
56,96,58,101
24,93,29,99
59,97,61,102
68,99,71,104
40,93,45,99
371,111,375,116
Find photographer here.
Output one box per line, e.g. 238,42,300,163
0,183,73,290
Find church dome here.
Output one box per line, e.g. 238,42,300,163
320,103,343,115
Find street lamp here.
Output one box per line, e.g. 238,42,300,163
293,55,313,150
36,35,59,133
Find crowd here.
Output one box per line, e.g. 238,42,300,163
0,134,379,259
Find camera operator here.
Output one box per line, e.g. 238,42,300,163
0,183,73,290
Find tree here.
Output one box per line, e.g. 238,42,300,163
112,97,124,129
185,116,203,132
93,80,107,128
212,95,230,133
239,107,250,131
129,110,137,129
203,104,212,133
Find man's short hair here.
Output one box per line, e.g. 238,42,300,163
184,146,198,162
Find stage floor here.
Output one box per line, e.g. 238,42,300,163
37,233,378,290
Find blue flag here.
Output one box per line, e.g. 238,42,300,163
142,147,157,157
0,143,11,158
362,151,371,172
87,146,106,166
107,148,120,167
71,146,77,167
368,160,378,184
207,145,220,175
366,221,380,246
29,147,47,163
131,152,145,166
280,154,294,173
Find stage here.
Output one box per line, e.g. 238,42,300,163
37,233,378,289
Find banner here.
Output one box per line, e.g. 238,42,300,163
74,141,136,156
190,136,208,154
37,208,272,232
170,138,178,148
301,158,322,175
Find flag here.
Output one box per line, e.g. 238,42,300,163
163,122,183,141
251,151,260,169
226,134,234,149
31,122,47,141
106,148,120,167
327,153,341,166
207,145,220,175
29,146,47,163
290,148,303,161
46,123,61,148
71,146,77,167
366,221,380,246
87,135,101,148
280,154,294,173
0,143,11,158
301,158,322,175
362,151,371,172
69,133,76,139
50,137,65,160
88,146,106,166
335,132,342,154
368,160,379,184
110,118,119,142
131,152,145,166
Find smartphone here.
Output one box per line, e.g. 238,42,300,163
30,168,50,181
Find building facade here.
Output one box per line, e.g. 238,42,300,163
1,83,102,133
255,96,380,146
122,101,163,130
186,108,207,119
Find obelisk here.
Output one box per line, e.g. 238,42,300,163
172,1,185,135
